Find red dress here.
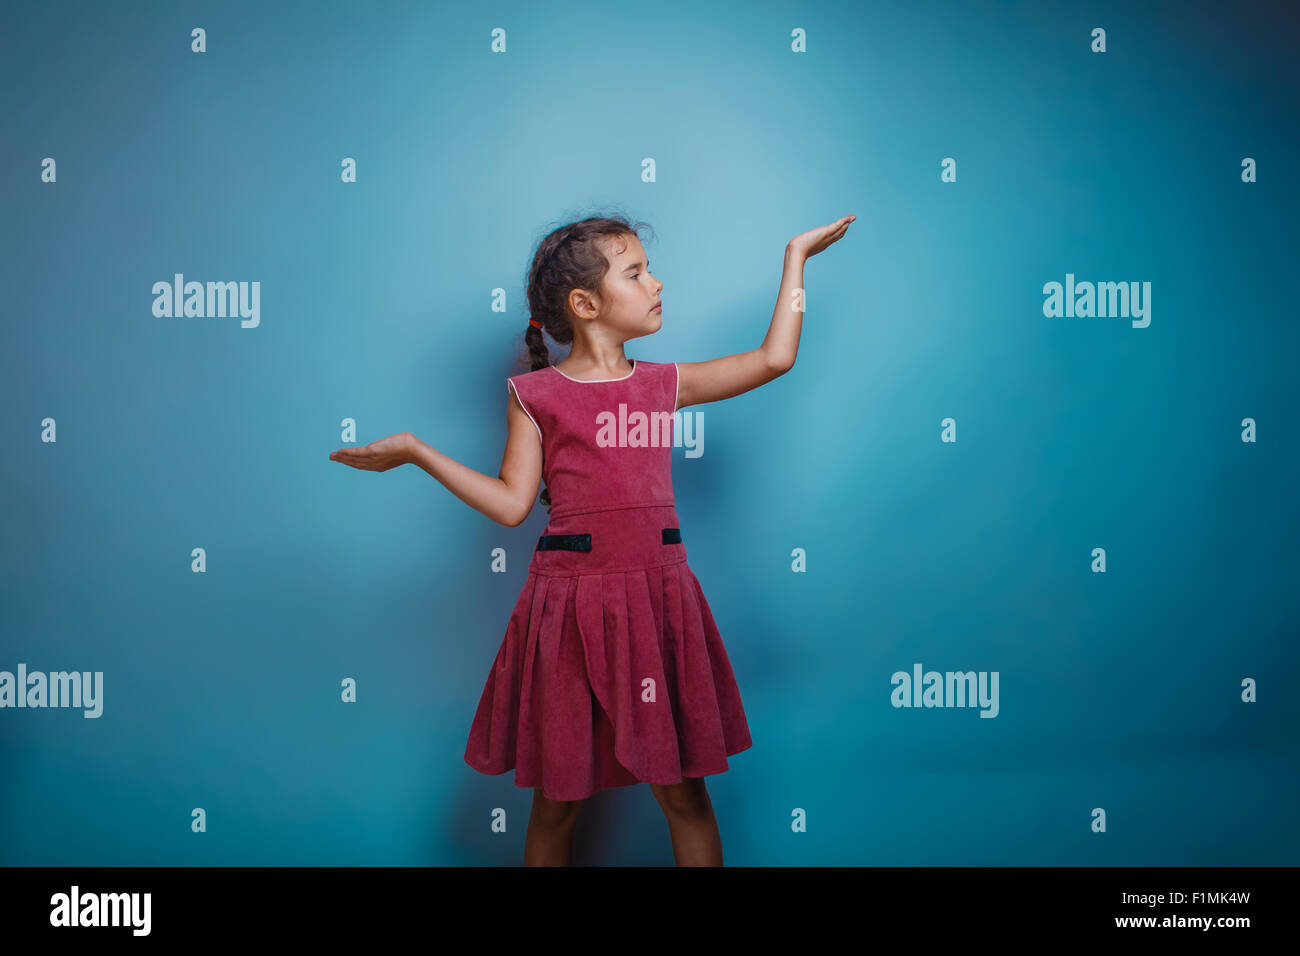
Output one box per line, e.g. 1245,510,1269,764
464,359,752,801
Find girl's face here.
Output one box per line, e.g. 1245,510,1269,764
591,234,663,335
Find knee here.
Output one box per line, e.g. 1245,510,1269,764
650,779,711,817
530,790,584,826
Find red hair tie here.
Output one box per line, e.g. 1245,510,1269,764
528,318,542,329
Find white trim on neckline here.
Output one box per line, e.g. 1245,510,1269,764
551,359,638,383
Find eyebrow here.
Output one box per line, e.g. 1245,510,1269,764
623,259,649,271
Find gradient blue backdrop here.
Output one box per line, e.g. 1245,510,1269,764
3,0,1297,865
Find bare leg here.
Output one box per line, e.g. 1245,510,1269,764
524,788,584,866
648,777,723,866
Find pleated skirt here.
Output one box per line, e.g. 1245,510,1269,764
464,506,752,801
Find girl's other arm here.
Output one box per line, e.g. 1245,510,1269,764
331,388,541,527
676,214,854,410
407,387,542,526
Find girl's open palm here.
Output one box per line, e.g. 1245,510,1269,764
329,432,414,472
788,214,856,258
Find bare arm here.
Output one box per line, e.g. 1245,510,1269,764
677,215,855,410
408,386,542,526
331,386,542,527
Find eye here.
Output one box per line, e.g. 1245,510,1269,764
629,273,639,279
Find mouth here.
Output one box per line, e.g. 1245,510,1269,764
651,304,662,313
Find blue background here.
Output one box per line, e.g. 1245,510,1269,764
2,0,1297,865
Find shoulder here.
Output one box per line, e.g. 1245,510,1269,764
508,365,555,385
506,366,560,419
640,359,679,386
632,359,678,384
507,365,557,397
634,359,677,380
635,360,679,412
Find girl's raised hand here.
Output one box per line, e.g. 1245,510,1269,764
329,432,415,472
787,214,856,259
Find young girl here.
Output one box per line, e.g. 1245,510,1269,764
330,211,854,865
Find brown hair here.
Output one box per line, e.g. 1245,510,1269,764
517,213,654,512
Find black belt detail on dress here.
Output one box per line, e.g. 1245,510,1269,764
535,528,682,551
535,533,592,552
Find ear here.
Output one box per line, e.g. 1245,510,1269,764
568,287,599,321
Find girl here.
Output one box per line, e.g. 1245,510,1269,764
330,211,854,865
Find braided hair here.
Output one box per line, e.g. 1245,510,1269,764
519,212,654,511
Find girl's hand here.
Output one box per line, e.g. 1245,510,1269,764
329,432,415,472
787,214,856,259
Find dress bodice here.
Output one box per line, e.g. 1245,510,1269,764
507,359,679,519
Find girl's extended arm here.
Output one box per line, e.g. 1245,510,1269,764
329,387,542,527
676,214,855,410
